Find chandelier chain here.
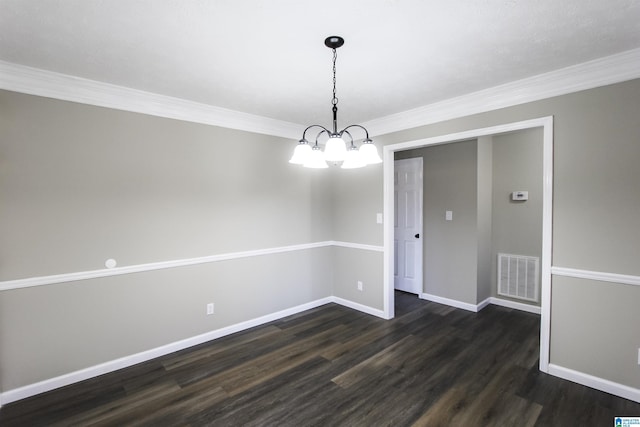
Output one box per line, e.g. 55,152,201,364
331,48,338,106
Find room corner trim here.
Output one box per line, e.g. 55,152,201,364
0,60,301,140
331,296,386,319
363,48,640,136
487,297,541,315
420,293,480,312
419,294,541,315
548,364,640,404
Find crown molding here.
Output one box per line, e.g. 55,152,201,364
2,48,640,140
363,48,640,136
0,60,301,140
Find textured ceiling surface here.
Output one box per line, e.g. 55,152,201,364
1,0,639,126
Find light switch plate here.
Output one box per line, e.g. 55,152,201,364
376,213,383,224
446,211,453,221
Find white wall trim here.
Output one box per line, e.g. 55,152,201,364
420,293,480,312
3,49,640,142
0,241,383,292
552,266,640,287
548,364,640,404
0,60,301,140
364,48,640,136
477,297,492,312
488,297,541,315
0,241,331,291
331,241,385,252
420,294,541,315
331,296,386,319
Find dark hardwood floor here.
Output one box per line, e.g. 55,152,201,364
1,291,639,426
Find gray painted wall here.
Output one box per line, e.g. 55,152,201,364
551,276,640,388
3,77,640,396
396,141,479,305
0,248,333,389
0,90,335,392
348,79,640,389
491,128,543,304
332,247,384,310
393,130,543,306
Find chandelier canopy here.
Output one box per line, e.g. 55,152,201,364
289,36,382,169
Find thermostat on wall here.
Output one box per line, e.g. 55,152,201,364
512,191,528,201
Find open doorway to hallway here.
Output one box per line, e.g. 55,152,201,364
384,117,553,372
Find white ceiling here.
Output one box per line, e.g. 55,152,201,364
1,0,639,128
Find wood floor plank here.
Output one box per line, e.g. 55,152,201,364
48,381,182,427
2,295,640,426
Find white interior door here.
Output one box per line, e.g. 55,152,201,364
394,158,423,295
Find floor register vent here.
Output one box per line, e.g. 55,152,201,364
497,253,539,302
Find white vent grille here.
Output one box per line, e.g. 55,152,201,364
497,253,539,302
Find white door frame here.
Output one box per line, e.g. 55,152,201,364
382,116,553,373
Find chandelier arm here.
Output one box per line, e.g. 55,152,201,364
340,124,371,141
341,130,355,147
302,124,332,142
314,129,330,145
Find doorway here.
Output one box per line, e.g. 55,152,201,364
393,157,423,295
382,117,553,373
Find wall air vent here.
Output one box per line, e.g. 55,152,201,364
497,253,539,302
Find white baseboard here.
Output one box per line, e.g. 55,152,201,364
0,296,333,404
488,297,541,315
0,294,386,405
420,293,480,312
477,297,492,311
420,293,541,315
548,364,640,403
3,295,635,407
331,296,386,319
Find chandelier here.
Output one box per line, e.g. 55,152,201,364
289,36,382,169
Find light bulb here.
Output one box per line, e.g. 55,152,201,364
341,146,366,169
359,140,382,164
303,146,329,168
289,141,312,164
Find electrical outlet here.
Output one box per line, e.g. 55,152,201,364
357,281,363,291
637,348,640,365
206,303,214,315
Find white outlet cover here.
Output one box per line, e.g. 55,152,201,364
446,211,453,221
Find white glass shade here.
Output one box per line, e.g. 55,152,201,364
289,142,312,164
303,146,329,168
341,147,366,169
359,141,382,164
323,135,347,161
